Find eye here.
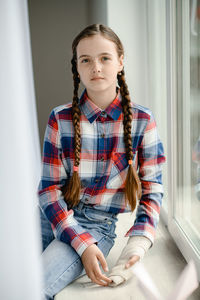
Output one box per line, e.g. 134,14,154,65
102,56,110,61
81,58,89,63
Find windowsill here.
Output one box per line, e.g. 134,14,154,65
55,213,200,299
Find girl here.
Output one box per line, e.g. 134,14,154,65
38,24,165,299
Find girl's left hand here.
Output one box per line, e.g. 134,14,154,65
125,255,140,269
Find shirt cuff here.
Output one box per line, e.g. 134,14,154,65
126,236,152,260
116,235,152,265
125,224,155,246
71,232,98,257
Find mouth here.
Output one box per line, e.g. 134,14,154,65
91,77,104,81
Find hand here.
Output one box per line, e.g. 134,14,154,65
81,244,112,286
125,255,140,269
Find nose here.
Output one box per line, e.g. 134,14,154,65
91,59,101,73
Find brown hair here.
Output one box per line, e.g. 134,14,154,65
62,24,141,211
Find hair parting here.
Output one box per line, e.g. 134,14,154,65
62,24,142,211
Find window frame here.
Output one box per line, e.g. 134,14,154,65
166,0,200,280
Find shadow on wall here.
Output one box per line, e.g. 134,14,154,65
28,0,107,152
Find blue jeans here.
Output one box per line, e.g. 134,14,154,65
39,202,118,300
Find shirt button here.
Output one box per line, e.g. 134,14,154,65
101,133,105,138
101,111,106,116
95,178,99,183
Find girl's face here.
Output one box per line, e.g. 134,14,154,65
76,34,124,95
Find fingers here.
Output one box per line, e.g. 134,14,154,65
81,244,112,286
97,251,109,272
87,256,112,286
89,272,110,286
87,268,105,286
125,255,140,269
94,263,112,285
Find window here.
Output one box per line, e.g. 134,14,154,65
167,0,200,278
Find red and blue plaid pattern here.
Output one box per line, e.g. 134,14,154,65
38,88,166,256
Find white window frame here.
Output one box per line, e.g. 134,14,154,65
166,0,200,280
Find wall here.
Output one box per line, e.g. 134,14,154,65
88,0,108,25
28,0,90,150
107,0,149,108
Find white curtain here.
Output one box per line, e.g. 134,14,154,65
0,1,42,299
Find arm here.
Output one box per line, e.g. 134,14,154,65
37,109,97,256
108,112,166,286
125,111,166,243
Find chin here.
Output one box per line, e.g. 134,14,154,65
88,84,108,92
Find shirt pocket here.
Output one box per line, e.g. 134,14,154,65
106,151,138,189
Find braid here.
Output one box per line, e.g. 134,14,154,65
117,70,142,211
62,57,81,208
71,58,81,168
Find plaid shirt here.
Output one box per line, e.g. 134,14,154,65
38,88,166,256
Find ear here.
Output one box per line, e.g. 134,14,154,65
118,54,124,72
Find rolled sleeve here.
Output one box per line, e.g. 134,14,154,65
37,109,97,255
125,112,166,244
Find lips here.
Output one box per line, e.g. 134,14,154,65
91,77,104,80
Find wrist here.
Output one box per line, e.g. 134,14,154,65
81,242,97,258
116,236,152,264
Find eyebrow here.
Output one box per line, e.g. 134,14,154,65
78,52,113,60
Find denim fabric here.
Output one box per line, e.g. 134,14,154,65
39,202,118,300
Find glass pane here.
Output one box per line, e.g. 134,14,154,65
175,0,200,251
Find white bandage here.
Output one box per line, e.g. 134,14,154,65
108,236,152,287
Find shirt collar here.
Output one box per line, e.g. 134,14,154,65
79,88,122,123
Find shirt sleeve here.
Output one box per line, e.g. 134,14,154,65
125,112,166,244
37,109,97,256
